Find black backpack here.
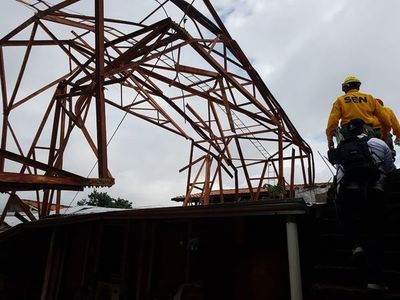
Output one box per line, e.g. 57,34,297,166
328,136,380,183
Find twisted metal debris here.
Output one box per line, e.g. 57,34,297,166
0,0,314,219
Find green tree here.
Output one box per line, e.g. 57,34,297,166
77,190,132,209
263,183,286,197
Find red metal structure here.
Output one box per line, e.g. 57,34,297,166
0,0,314,220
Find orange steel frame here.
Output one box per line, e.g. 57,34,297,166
0,0,314,220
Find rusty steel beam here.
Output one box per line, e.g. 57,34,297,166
0,0,315,218
0,46,8,171
94,0,108,178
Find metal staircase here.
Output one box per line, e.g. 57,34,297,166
304,171,400,299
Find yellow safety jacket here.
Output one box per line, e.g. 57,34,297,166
379,107,400,138
326,89,390,141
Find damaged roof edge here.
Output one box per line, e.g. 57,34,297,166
0,198,308,241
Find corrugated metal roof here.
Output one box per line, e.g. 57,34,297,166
171,182,331,201
1,206,127,231
59,205,128,215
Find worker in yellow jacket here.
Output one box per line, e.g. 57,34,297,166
376,99,400,148
326,76,390,149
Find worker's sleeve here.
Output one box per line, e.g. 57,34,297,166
374,101,391,139
388,108,400,138
326,100,341,141
380,142,396,174
368,138,396,174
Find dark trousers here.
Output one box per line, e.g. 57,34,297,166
336,186,385,283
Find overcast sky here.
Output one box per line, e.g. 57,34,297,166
1,0,400,209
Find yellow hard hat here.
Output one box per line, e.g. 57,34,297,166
342,76,361,85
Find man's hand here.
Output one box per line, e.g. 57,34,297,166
395,137,400,146
328,140,334,149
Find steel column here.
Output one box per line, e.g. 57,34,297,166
95,0,108,178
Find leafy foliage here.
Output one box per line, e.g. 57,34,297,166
77,190,132,209
263,184,286,197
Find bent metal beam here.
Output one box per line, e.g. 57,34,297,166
0,0,314,218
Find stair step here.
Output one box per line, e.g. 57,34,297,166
314,218,400,234
313,265,400,291
312,284,400,300
311,203,400,228
316,249,400,269
385,191,400,199
307,187,400,298
318,233,400,250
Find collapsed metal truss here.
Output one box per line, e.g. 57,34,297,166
0,0,314,219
